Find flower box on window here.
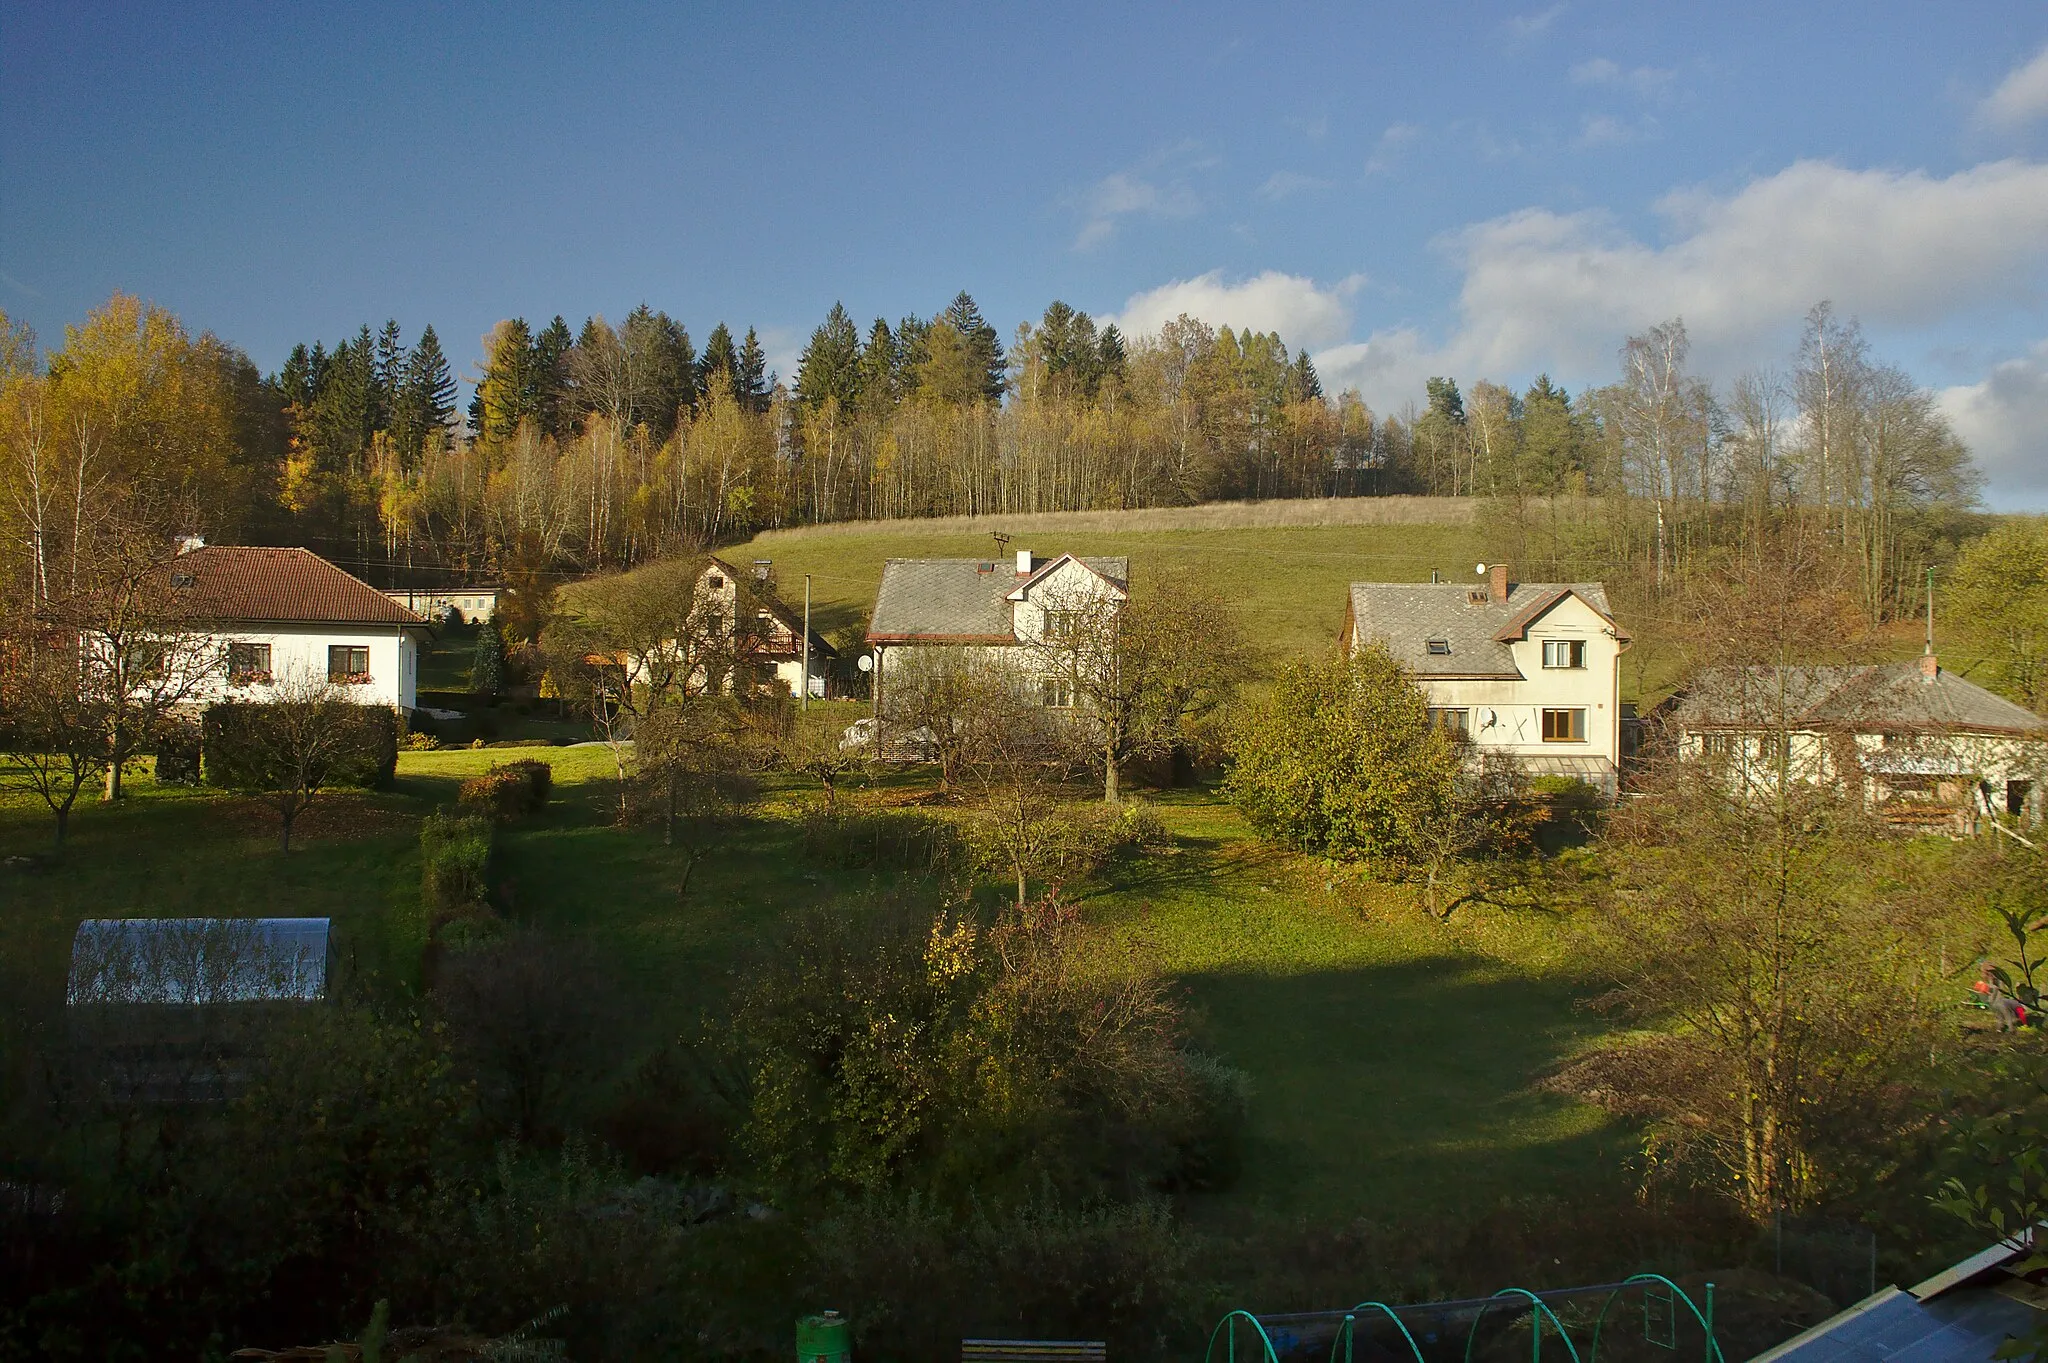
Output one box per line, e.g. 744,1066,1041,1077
228,669,273,687
337,671,375,686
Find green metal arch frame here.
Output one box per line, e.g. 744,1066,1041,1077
1328,1301,1430,1363
1585,1274,1723,1363
1205,1309,1283,1363
1463,1288,1583,1363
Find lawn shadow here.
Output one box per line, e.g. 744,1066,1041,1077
1179,956,1627,1229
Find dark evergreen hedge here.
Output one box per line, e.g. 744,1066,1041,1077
200,702,400,790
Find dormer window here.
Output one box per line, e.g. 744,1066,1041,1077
1426,639,1452,656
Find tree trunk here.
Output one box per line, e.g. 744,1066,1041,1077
1104,738,1121,804
53,803,69,847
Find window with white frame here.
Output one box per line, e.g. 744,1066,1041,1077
1541,638,1587,669
1041,675,1076,708
1428,707,1470,735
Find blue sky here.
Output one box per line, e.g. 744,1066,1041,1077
5,2,2048,504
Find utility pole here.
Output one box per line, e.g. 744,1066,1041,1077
802,573,812,711
1925,565,1935,656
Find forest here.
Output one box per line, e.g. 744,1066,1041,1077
0,290,1984,631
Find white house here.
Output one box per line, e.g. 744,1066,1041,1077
1658,655,2048,830
159,545,431,712
865,548,1130,706
696,557,839,699
1341,564,1630,796
382,584,501,624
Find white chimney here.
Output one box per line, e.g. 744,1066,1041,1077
1016,549,1034,576
175,534,205,555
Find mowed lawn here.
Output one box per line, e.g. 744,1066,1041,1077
0,744,1621,1229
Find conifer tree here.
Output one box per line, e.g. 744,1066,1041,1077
534,315,574,436
470,608,507,700
797,302,863,413
894,315,930,398
1097,324,1129,392
940,291,1005,401
737,327,769,412
374,319,406,430
700,322,739,393
857,318,899,414
395,324,455,461
1290,348,1323,402
472,318,538,442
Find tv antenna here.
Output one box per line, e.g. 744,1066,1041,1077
990,531,1011,550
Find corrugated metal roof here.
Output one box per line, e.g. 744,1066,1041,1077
67,918,332,1005
1347,582,1618,676
1672,664,2048,736
164,546,425,626
869,555,1130,642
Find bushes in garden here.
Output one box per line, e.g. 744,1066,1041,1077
458,758,553,821
201,702,399,790
421,811,493,916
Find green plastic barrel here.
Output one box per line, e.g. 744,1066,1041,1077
797,1310,852,1363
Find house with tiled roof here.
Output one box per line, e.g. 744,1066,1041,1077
156,544,431,711
1659,655,2048,829
866,548,1129,705
1341,564,1631,796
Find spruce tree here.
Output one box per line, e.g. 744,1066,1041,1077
470,609,507,700
397,324,455,461
737,327,769,412
797,302,862,413
1097,324,1129,392
534,315,574,436
700,322,739,394
374,319,406,431
940,291,1005,401
857,318,899,413
1290,348,1323,402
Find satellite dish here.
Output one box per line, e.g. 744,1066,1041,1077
857,654,874,672
1476,562,1488,575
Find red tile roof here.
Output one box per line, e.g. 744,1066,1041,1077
165,547,426,626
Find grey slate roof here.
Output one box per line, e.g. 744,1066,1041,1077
1346,581,1618,676
1669,664,2048,735
1751,1236,2043,1363
869,555,1130,642
68,918,333,1005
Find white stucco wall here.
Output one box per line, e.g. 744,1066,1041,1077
185,626,418,711
872,558,1125,705
1410,594,1624,771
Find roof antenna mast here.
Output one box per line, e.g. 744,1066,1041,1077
1925,565,1935,657
990,531,1011,551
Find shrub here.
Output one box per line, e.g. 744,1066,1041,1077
794,799,966,874
202,702,399,790
458,758,552,821
152,718,202,786
402,730,442,752
1224,643,1458,868
421,811,493,915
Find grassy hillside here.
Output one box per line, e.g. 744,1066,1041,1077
722,499,1492,660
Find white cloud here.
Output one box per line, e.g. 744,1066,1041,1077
1939,342,2048,506
1365,122,1422,176
1257,170,1333,201
1575,113,1657,148
1106,270,1365,349
1569,57,1675,100
1980,44,2048,130
1070,149,1207,251
1504,4,1566,39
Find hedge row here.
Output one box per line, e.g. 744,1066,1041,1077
199,703,400,790
421,811,493,916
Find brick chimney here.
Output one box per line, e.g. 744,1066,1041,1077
1489,562,1510,605
1919,653,1939,680
1016,548,1034,577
